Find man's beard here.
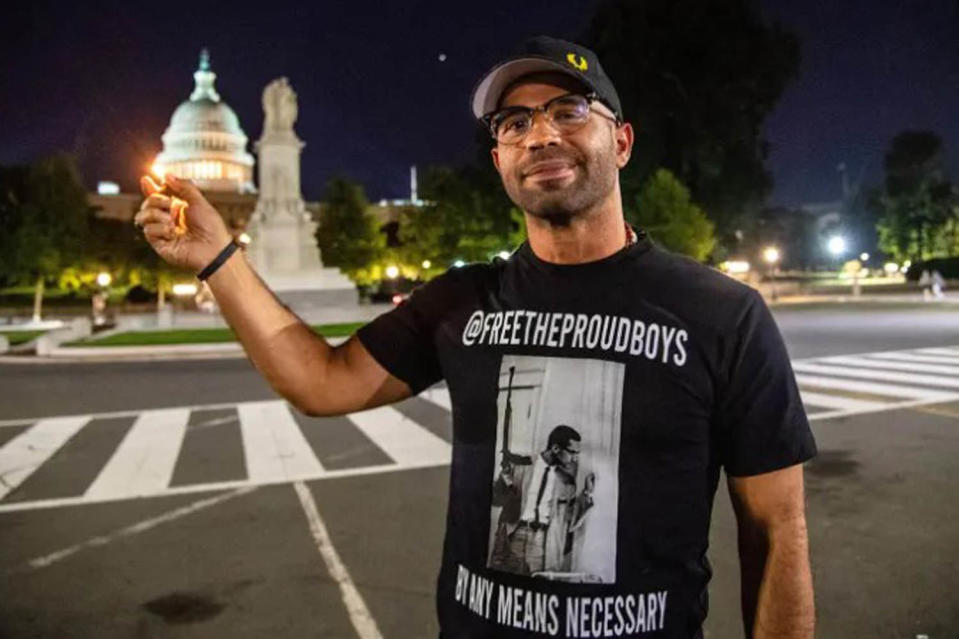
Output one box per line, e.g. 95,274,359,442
504,147,617,226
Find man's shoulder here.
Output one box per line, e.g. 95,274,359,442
642,243,756,301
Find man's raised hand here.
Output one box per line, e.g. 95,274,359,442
134,174,234,273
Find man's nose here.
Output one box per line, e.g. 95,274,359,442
523,111,562,150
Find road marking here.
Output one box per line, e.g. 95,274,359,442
864,352,959,365
84,408,189,500
916,347,959,357
238,401,325,482
800,390,889,412
293,481,383,639
421,386,452,411
0,459,448,513
795,374,957,401
819,355,959,376
22,486,255,571
793,362,959,390
0,416,89,499
348,406,451,466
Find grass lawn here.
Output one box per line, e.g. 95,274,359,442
66,322,366,347
1,330,47,346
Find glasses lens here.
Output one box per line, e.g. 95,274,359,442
493,109,532,143
547,95,590,129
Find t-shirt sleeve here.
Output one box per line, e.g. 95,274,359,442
716,290,817,476
355,275,448,395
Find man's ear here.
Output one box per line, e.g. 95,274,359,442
615,122,634,169
491,146,501,173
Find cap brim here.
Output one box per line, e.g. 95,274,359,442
470,56,595,119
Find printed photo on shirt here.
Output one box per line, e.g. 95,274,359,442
487,354,623,584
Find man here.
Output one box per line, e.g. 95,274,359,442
490,425,595,578
136,35,816,638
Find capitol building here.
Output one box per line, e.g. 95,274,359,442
90,49,407,236
151,49,256,194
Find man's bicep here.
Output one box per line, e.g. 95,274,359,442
727,463,807,531
306,335,413,416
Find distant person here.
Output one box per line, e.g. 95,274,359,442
931,269,946,299
135,36,816,638
919,269,932,301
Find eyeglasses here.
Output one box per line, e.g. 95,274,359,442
483,92,621,145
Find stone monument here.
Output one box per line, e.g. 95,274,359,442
246,78,357,309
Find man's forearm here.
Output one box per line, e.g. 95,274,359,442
204,251,333,408
741,516,815,638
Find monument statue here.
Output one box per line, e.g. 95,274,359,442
262,78,298,134
246,78,356,310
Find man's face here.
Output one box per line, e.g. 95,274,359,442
551,439,581,473
490,74,633,224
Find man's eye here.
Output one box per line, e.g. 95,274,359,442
502,117,529,134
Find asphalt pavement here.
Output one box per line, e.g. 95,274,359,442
1,302,958,638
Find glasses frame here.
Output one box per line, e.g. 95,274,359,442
482,91,622,144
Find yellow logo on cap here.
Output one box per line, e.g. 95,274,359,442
567,53,588,71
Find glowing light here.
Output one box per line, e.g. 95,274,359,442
453,260,466,268
97,181,120,195
391,294,404,305
860,252,870,261
762,247,780,264
722,261,750,274
172,283,198,297
96,272,112,287
421,260,432,269
884,262,899,274
827,236,846,256
385,265,400,279
151,162,167,180
903,259,912,268
238,232,252,246
498,251,511,260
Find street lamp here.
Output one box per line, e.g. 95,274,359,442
827,235,846,257
96,272,112,287
385,265,400,279
421,259,432,269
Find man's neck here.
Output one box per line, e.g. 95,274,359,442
524,189,627,265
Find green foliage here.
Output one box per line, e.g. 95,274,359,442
0,155,91,286
314,177,385,286
872,131,957,262
398,165,519,271
581,0,801,254
630,169,715,261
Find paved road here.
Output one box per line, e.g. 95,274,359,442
1,304,958,637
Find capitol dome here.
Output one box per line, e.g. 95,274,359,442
153,49,256,193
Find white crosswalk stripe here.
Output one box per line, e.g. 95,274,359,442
347,406,451,467
238,401,326,482
0,387,454,512
0,416,89,500
84,408,189,500
4,342,959,513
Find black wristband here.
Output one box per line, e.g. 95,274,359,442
197,240,240,281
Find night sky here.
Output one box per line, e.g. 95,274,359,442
1,0,957,208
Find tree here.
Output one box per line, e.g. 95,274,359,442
0,155,91,321
872,131,956,262
629,169,715,260
314,177,385,285
581,0,801,255
398,165,518,273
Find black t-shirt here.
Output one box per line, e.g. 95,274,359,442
357,230,816,638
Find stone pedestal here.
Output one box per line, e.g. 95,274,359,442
246,78,356,311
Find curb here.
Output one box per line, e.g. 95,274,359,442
0,336,349,364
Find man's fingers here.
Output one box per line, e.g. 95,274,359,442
143,221,175,243
164,174,203,205
139,193,172,211
134,207,172,228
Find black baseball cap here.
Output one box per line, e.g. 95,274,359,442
470,35,623,121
